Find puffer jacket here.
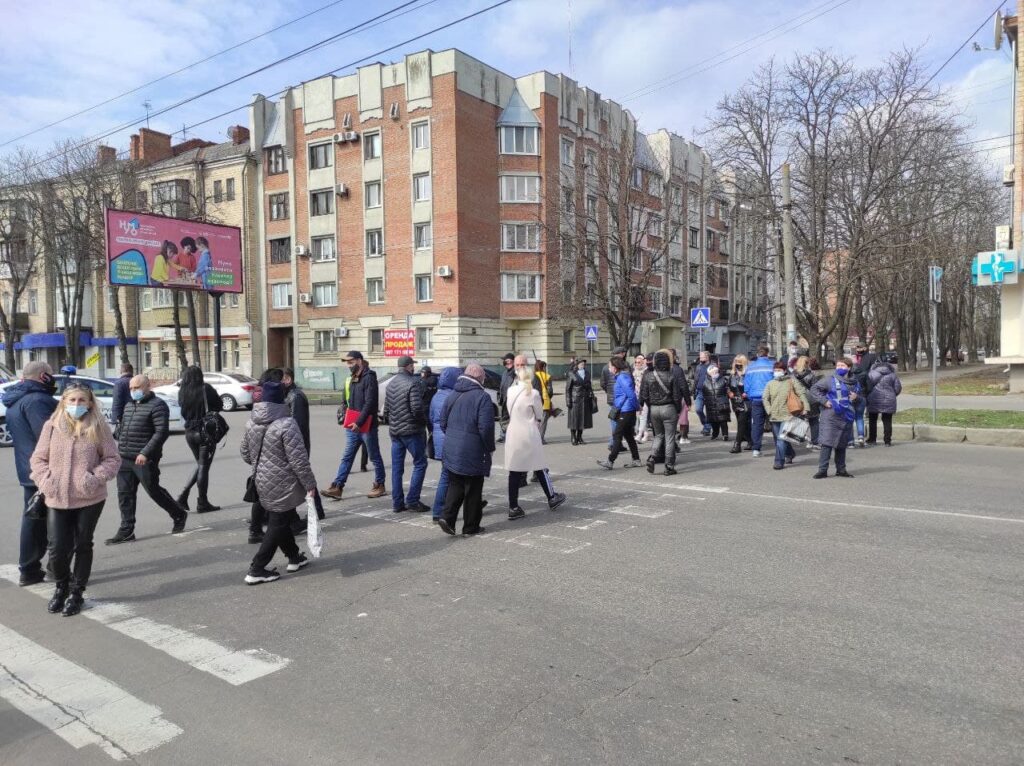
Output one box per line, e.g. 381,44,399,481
117,393,170,460
385,370,426,436
867,362,902,414
2,379,58,486
240,403,316,513
441,376,495,477
30,418,120,509
612,371,638,413
640,353,683,410
430,367,461,460
702,374,732,423
601,364,617,404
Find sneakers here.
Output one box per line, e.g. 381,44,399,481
367,483,387,499
664,466,677,476
321,484,344,500
19,570,45,587
286,554,310,572
508,506,526,520
171,513,187,534
408,502,431,513
628,459,642,468
105,531,136,545
596,459,613,470
244,567,281,585
548,493,566,511
751,450,761,458
677,437,691,445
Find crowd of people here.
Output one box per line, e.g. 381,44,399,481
6,340,901,603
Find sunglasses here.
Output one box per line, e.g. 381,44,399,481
65,382,91,391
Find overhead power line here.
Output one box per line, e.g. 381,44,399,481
922,1,1007,89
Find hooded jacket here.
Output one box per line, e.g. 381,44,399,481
429,367,461,460
2,379,58,486
240,402,317,513
117,392,170,460
866,362,902,414
441,375,495,477
640,353,684,410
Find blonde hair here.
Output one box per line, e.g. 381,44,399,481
731,355,748,375
50,386,110,444
515,365,533,384
794,355,810,373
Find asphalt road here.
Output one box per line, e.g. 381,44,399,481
1,406,1022,764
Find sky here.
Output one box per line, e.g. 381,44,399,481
0,0,1014,171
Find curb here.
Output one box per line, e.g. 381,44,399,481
894,423,1024,448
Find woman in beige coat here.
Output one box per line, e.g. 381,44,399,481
504,358,566,520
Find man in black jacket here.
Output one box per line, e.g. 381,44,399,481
496,352,515,443
322,351,387,500
283,367,325,522
383,355,429,513
107,375,186,544
110,362,133,427
640,351,687,475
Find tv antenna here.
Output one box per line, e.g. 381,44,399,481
142,101,152,128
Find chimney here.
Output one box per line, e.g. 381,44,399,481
130,134,141,162
229,125,250,145
137,128,173,165
97,145,117,164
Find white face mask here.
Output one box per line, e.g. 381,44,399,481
707,367,719,378
773,370,786,380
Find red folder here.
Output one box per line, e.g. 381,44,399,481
343,409,372,433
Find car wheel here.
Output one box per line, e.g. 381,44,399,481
221,394,237,412
0,419,11,448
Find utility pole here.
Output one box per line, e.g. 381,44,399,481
781,163,797,344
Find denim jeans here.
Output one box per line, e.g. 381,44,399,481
771,422,796,467
48,501,104,590
333,428,386,487
854,397,866,440
694,392,708,431
750,400,767,451
391,433,428,509
431,467,450,519
19,484,48,576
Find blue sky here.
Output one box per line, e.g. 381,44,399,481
0,0,1013,168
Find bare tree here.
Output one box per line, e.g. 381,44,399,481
0,153,43,372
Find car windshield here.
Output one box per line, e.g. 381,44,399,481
226,373,257,383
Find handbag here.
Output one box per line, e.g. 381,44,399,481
198,388,229,447
589,394,599,415
24,491,47,520
786,380,804,416
779,416,811,445
242,432,267,503
607,406,620,421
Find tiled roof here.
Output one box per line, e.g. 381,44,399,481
145,140,250,170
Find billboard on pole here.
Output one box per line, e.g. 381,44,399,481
105,208,243,294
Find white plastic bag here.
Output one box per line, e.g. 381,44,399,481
779,416,810,446
306,495,324,558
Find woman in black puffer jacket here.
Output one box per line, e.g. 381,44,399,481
793,356,822,448
702,363,731,440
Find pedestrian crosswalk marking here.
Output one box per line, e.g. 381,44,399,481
0,623,182,760
0,566,289,686
611,505,675,518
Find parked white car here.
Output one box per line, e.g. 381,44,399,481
0,374,183,447
153,371,259,412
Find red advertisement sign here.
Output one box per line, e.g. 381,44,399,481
105,208,243,294
382,329,416,357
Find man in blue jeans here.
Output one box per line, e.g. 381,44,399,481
692,350,711,436
322,351,387,501
743,345,775,457
383,355,429,513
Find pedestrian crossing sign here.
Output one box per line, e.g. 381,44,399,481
690,307,711,328
584,325,599,342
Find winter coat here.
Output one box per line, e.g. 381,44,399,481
430,367,461,460
565,369,594,431
793,369,822,419
744,356,775,400
867,362,902,414
179,383,222,432
422,373,438,410
285,384,312,452
116,392,170,461
2,380,58,486
612,371,638,414
671,363,693,407
30,417,120,509
728,373,749,415
762,377,810,423
702,375,732,423
600,364,617,405
441,375,495,477
498,368,516,410
240,403,316,513
533,370,554,411
853,353,878,394
347,366,380,429
640,354,683,410
693,362,709,393
810,373,859,448
504,381,547,472
111,374,131,424
385,370,427,437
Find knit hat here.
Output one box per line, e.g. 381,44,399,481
261,381,285,404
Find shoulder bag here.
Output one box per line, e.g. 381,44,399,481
199,386,230,447
242,430,267,503
24,491,47,520
786,379,805,416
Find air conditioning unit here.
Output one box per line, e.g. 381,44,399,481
333,132,346,143
294,245,308,257
333,327,350,338
344,131,359,142
299,292,312,304
389,102,400,120
1003,164,1015,187
335,183,349,197
437,265,453,278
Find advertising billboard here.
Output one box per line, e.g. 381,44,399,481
382,329,416,357
105,208,243,294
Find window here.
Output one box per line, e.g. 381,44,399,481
706,200,716,217
560,137,574,166
365,181,381,209
415,275,432,302
586,194,597,217
631,167,643,188
500,175,540,203
364,132,381,160
315,329,337,354
367,278,384,304
269,193,289,220
141,290,152,311
312,236,336,262
671,295,682,315
648,175,662,196
706,229,715,250
313,282,337,307
689,264,699,283
266,146,286,175
719,299,730,321
219,293,240,309
650,251,663,273
366,229,383,257
414,223,432,250
501,223,539,251
369,329,384,353
501,273,541,302
671,185,682,205
416,327,433,352
213,180,223,203
499,126,538,154
272,283,293,309
270,237,291,264
309,143,332,169
562,187,573,211
220,340,241,369
649,290,662,314
670,259,682,280
136,190,148,209
585,149,597,176
151,289,178,309
562,329,573,353
609,244,621,269
27,289,38,315
412,121,430,150
104,345,117,371
648,215,662,237
688,227,699,248
152,180,190,218
413,173,431,202
562,278,574,303
143,343,153,367
160,345,171,368
226,178,235,201
310,190,333,216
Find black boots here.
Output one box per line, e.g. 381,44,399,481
50,585,84,616
47,585,69,613
63,589,84,616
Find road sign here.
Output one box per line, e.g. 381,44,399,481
971,250,1018,287
928,265,944,303
690,307,711,328
584,325,599,342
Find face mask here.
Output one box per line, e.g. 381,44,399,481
773,370,785,380
836,368,849,377
789,348,798,357
708,367,719,378
131,390,145,401
66,404,89,420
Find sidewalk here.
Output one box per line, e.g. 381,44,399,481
899,394,1024,412
896,363,987,386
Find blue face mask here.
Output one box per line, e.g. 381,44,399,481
66,404,89,420
835,368,849,377
131,390,145,401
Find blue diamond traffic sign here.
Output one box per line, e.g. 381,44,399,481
584,325,599,342
690,307,711,328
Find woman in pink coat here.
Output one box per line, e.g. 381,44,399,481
30,385,121,616
504,356,567,520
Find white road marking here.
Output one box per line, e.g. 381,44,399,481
0,623,182,760
561,518,609,530
610,505,675,519
561,472,729,494
0,566,289,686
172,526,211,537
500,532,591,555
